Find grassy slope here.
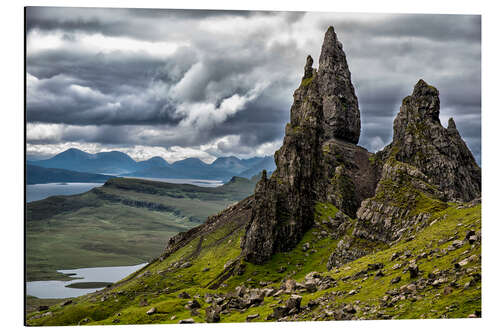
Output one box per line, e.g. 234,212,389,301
26,198,481,325
26,177,257,281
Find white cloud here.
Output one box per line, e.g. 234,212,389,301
27,29,187,58
368,136,386,152
175,82,268,130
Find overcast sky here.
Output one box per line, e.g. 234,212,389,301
25,7,481,164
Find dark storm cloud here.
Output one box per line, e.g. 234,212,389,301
26,7,306,42
25,8,481,163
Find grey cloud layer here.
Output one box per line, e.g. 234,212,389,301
26,7,481,163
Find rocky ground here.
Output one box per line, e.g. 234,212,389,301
26,200,481,325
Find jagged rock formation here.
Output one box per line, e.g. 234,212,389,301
378,79,481,202
241,27,376,264
326,79,481,269
241,28,481,267
318,27,361,144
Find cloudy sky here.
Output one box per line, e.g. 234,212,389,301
25,7,481,164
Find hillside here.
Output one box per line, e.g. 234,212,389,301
26,26,481,325
26,200,481,325
26,176,258,281
237,156,276,179
27,164,115,185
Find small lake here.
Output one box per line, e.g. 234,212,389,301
27,263,147,299
125,177,224,187
26,178,223,203
26,182,104,203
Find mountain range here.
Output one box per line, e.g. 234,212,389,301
28,148,276,182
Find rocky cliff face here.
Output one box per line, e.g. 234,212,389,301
241,27,481,267
376,80,481,202
326,79,481,269
241,27,377,264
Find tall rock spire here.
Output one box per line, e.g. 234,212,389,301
240,27,374,264
318,26,361,144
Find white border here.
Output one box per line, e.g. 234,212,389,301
2,1,498,332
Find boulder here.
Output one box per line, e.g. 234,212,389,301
205,306,221,323
178,291,191,299
185,300,200,310
246,313,260,321
286,295,302,313
409,264,419,279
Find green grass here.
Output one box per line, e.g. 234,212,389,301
26,194,481,325
26,177,257,281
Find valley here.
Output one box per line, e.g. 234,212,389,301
26,176,259,282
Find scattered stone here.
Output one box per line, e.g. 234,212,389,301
367,263,384,271
179,318,195,324
235,285,247,297
286,294,302,313
61,299,73,307
305,281,318,292
205,305,221,323
443,286,454,295
262,288,275,297
185,300,200,310
78,318,90,325
468,235,478,244
247,289,265,306
246,313,260,321
392,263,402,270
146,307,156,315
391,276,401,284
391,252,402,261
408,264,419,279
307,299,319,309
178,291,191,299
305,271,321,280
272,306,289,319
284,279,296,293
344,304,357,314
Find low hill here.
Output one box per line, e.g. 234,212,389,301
26,177,258,282
27,164,115,185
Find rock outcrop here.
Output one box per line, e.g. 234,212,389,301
241,27,376,264
318,26,361,144
379,79,481,202
241,28,481,267
326,79,481,269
